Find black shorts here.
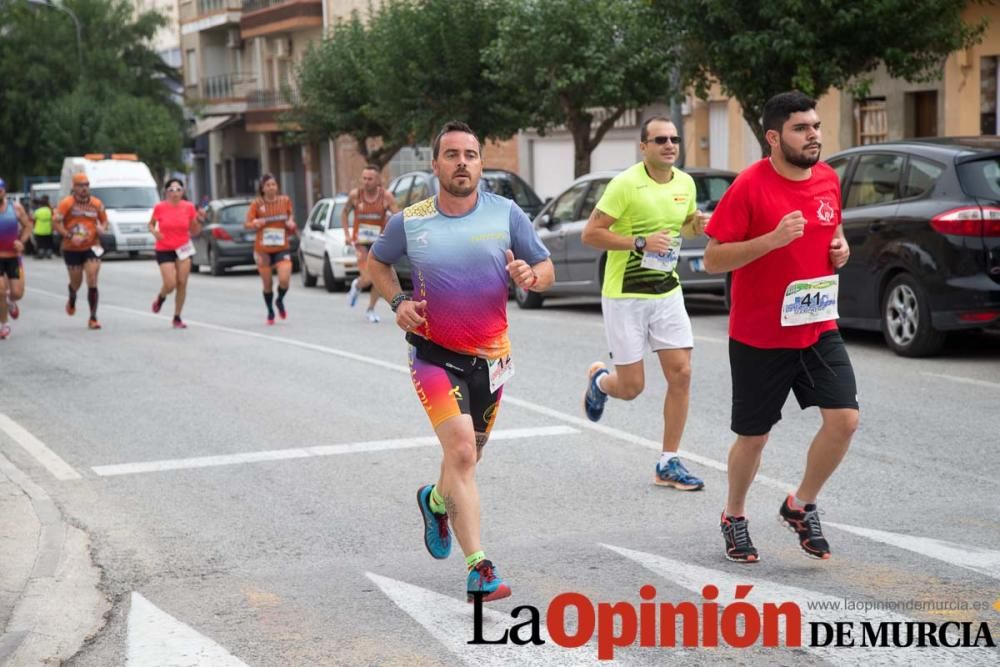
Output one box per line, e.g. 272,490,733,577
63,249,100,266
730,330,859,436
0,257,20,279
255,250,292,267
407,340,502,442
155,250,190,264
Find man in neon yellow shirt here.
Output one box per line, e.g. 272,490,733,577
32,196,54,259
581,116,707,491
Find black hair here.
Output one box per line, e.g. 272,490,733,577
362,164,380,174
640,116,673,142
762,91,817,134
432,121,480,159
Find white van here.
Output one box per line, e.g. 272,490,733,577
60,154,158,255
29,182,61,206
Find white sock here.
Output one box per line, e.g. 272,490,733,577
596,373,608,393
658,451,678,468
793,495,814,509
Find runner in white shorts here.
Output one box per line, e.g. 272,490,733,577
580,116,707,491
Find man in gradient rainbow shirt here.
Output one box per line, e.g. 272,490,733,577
370,121,554,603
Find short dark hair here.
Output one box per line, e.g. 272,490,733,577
362,164,380,174
762,91,817,134
258,172,278,197
432,121,480,159
640,116,673,143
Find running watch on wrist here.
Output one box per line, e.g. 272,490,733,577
390,293,411,313
634,236,647,252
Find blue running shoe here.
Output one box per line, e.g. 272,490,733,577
416,485,451,559
654,457,705,491
466,560,511,603
347,278,360,308
583,361,610,422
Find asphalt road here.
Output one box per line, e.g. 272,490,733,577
1,256,998,666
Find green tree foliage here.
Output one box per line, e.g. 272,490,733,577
293,10,405,170
0,0,184,188
294,0,528,170
484,0,678,177
663,0,986,153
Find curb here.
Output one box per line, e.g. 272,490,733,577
0,453,107,666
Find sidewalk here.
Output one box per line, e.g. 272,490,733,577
0,453,107,666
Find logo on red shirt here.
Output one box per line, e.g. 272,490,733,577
816,199,835,225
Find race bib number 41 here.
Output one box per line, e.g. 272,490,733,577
175,240,196,260
487,354,515,394
781,274,840,326
262,228,286,247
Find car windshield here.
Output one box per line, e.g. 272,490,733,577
219,203,250,225
331,201,353,226
694,175,734,210
484,174,542,209
90,187,159,209
957,158,1000,202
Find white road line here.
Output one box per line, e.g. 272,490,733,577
0,414,81,481
603,544,992,666
92,426,578,477
33,287,796,492
825,521,1000,581
127,592,249,667
366,572,594,666
920,372,1000,390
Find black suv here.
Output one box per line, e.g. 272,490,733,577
826,137,1000,356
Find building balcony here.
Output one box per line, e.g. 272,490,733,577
240,0,322,39
179,0,243,31
186,73,256,114
245,88,301,133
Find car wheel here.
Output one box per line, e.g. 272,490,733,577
881,273,946,357
301,251,318,287
128,251,139,259
209,246,225,276
514,284,544,309
323,255,342,292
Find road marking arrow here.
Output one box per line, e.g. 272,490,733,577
127,592,249,666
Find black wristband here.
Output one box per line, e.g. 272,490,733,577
390,293,411,313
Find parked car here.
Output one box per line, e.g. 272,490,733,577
515,167,737,309
190,197,300,275
299,194,360,291
388,168,545,218
824,137,1000,356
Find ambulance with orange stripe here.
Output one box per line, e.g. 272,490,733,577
60,154,159,255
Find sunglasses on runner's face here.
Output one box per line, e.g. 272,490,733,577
166,186,183,193
647,136,682,145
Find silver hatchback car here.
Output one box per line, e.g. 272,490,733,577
515,168,736,308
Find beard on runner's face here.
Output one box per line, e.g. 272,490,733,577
442,167,477,197
781,136,821,169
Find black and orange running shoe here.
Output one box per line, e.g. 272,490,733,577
779,495,831,560
721,512,759,563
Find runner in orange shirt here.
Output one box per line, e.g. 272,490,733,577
343,165,399,323
245,173,297,325
53,173,109,330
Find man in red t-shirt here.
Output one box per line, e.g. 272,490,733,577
704,91,858,563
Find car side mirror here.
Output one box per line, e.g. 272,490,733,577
537,213,552,228
310,221,323,232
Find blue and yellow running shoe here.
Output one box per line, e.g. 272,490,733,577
466,560,511,603
416,485,451,559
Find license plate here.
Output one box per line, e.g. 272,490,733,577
689,258,705,272
126,237,147,246
244,233,256,242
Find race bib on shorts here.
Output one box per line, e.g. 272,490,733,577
781,274,839,326
91,245,104,258
640,236,682,273
262,228,286,247
357,224,381,243
175,240,196,260
487,354,514,394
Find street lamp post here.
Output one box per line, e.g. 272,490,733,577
25,0,82,78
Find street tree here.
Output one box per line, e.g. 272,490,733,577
0,0,183,186
293,11,406,171
662,0,986,154
484,0,678,178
